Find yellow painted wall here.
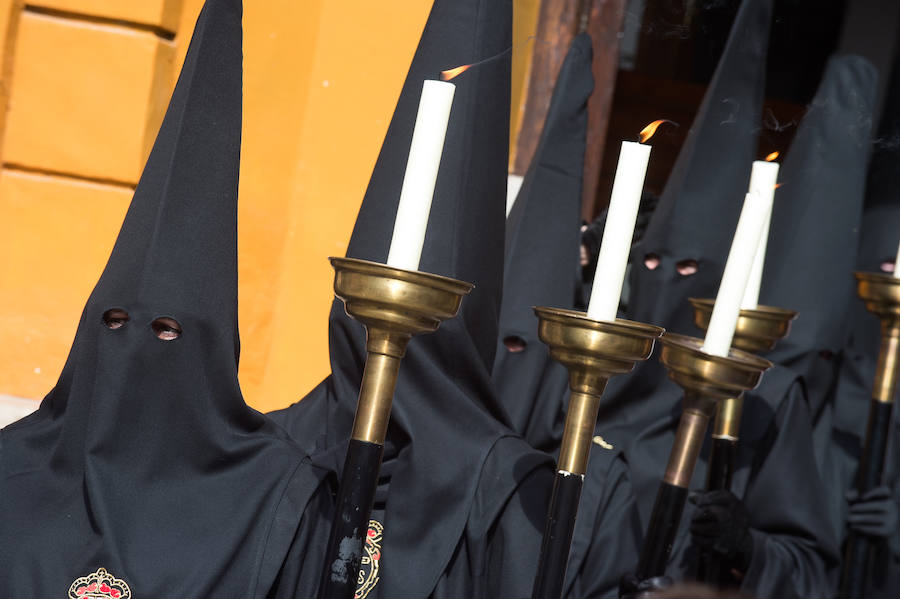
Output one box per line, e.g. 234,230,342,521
0,1,540,412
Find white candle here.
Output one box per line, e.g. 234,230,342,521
703,192,775,356
740,160,780,308
893,239,900,278
586,141,652,321
386,80,456,270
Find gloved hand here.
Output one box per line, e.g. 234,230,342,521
846,485,899,539
618,572,672,598
689,489,754,574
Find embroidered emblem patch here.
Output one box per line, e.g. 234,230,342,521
68,567,132,599
355,519,383,599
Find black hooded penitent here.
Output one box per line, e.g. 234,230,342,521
492,33,643,599
591,0,839,594
0,1,331,596
828,48,900,598
270,0,552,597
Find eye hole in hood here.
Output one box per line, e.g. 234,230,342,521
676,259,699,276
151,317,182,341
503,336,527,353
102,309,130,330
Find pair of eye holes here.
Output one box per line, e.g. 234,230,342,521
644,254,699,276
102,309,182,341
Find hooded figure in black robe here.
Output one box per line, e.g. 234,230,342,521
270,0,554,597
827,49,900,597
490,33,643,598
591,0,839,595
758,50,878,543
0,1,332,595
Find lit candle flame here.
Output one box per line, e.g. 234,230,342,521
441,64,472,81
774,182,784,189
765,151,779,162
639,119,673,143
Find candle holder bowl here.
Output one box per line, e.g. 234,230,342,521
689,298,797,353
659,333,772,402
332,257,473,345
855,272,900,322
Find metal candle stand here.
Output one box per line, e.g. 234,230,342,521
689,298,796,584
530,307,664,599
319,257,472,599
839,272,900,599
635,333,771,581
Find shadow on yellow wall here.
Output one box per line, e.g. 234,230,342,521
0,0,538,413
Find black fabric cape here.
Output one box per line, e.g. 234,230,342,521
270,0,553,597
828,47,900,598
593,0,839,594
0,1,331,596
490,34,643,598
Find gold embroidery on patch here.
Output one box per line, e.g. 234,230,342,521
355,519,383,599
592,435,614,449
68,567,132,599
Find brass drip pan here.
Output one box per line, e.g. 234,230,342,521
689,298,796,353
659,333,772,400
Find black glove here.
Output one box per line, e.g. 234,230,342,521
689,489,754,573
618,573,672,599
846,485,899,539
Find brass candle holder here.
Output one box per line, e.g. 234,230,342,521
690,298,796,488
635,333,771,580
839,272,900,599
530,307,664,599
320,257,473,599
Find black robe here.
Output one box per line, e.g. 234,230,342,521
0,1,331,595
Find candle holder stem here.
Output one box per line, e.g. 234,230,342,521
530,308,663,599
839,273,900,599
318,258,472,599
635,334,770,580
637,392,716,579
706,396,742,490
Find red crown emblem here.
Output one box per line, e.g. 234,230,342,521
68,567,132,599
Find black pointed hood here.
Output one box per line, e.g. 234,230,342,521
271,0,550,597
760,55,876,416
627,0,773,335
600,0,774,427
492,33,593,451
0,1,329,594
859,49,900,275
835,50,900,435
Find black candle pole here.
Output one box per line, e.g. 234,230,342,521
839,273,900,599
